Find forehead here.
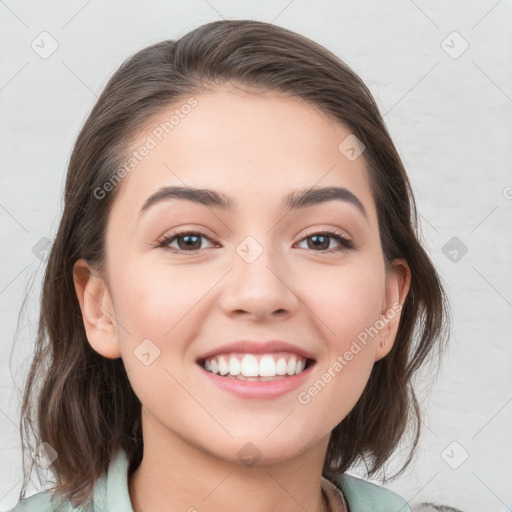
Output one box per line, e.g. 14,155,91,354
108,87,377,229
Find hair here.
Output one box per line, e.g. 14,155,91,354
13,18,450,507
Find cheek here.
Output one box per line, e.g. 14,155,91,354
112,258,214,338
110,261,212,407
304,258,385,344
299,258,384,409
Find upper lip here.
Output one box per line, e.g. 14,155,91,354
196,340,316,363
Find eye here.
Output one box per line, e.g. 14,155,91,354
155,228,354,254
155,231,217,253
295,228,354,252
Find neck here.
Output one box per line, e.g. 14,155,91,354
128,408,332,512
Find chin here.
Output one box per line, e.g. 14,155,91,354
205,431,319,467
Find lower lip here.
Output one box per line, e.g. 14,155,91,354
198,363,315,399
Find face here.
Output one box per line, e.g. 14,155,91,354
74,86,410,465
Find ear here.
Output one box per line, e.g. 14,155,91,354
73,259,122,359
374,258,411,362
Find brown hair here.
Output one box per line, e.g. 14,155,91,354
14,19,450,507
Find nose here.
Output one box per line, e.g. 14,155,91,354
219,238,299,322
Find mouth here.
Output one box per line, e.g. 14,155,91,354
197,352,315,381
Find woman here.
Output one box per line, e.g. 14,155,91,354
12,19,449,512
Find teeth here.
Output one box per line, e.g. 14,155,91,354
218,356,229,376
241,354,259,377
259,356,276,377
276,357,287,375
202,353,309,378
286,356,296,376
228,356,241,376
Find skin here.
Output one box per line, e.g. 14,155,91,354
73,85,411,512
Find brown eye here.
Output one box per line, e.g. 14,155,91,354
155,229,354,254
155,231,216,252
297,230,354,252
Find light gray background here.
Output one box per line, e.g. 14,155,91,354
1,1,511,511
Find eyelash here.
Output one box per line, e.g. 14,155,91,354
154,228,354,254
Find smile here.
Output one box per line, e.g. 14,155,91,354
201,352,312,380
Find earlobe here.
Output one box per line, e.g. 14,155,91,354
374,259,411,362
73,259,122,359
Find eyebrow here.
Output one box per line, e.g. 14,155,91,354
139,185,368,220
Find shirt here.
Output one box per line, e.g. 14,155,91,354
9,448,412,511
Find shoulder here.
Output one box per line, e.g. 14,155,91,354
9,486,98,512
336,473,412,511
8,490,73,512
9,448,128,512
